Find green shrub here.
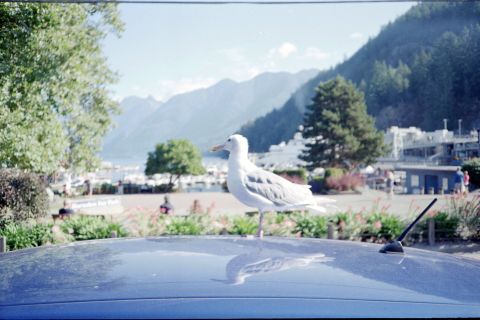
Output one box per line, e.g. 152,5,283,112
331,211,367,241
431,211,459,240
447,195,480,239
462,158,480,188
0,169,48,223
366,212,405,241
273,168,308,184
293,214,327,238
166,217,203,235
0,222,54,251
61,216,128,240
333,212,350,225
230,216,257,235
324,168,344,179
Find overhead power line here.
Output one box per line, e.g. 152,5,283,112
0,0,477,5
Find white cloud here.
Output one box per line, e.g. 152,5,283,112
278,42,298,58
302,47,331,60
268,42,298,59
349,32,364,40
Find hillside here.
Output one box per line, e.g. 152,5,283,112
240,2,480,152
102,96,162,148
101,69,318,159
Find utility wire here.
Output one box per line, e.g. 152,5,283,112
0,0,476,5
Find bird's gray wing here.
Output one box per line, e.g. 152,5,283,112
244,170,312,207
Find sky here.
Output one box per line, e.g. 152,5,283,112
102,1,415,102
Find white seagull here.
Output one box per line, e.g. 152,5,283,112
211,134,334,237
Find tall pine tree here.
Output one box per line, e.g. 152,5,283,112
300,76,386,170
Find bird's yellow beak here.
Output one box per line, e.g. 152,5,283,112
210,144,225,152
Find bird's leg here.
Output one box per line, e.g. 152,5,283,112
256,210,264,238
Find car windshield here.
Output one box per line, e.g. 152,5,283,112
1,0,479,267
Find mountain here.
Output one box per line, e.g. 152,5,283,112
103,96,162,148
101,69,318,160
240,2,480,152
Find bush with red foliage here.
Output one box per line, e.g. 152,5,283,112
326,172,364,191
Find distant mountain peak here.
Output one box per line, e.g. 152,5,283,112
102,69,319,160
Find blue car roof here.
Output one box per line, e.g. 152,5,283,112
1,236,480,318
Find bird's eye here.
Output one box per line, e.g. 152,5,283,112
228,138,231,142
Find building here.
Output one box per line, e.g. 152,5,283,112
381,126,480,165
380,126,479,194
397,165,458,194
255,132,311,170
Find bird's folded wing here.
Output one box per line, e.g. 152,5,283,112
244,170,313,207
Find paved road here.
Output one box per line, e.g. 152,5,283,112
70,188,469,219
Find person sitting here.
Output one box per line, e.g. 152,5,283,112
160,195,174,215
58,200,75,218
190,199,204,214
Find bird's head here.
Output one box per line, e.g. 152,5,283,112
210,134,249,154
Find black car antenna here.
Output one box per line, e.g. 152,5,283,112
379,198,437,254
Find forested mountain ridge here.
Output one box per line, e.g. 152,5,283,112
240,2,480,152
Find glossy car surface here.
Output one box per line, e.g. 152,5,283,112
1,236,480,318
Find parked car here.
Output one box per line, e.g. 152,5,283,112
1,236,479,318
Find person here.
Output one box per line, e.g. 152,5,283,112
160,195,174,215
464,170,470,195
84,179,93,196
190,199,204,214
117,180,124,195
58,199,75,218
454,168,465,194
386,170,394,199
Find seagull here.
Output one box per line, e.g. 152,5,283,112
211,134,334,238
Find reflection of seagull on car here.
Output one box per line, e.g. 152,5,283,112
211,134,335,237
212,248,333,285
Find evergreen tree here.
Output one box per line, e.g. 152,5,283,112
300,76,386,170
